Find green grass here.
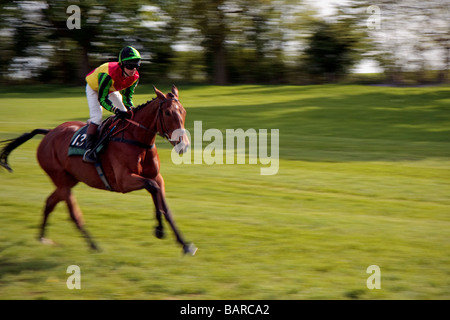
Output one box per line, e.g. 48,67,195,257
0,84,449,300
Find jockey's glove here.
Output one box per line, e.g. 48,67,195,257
115,109,131,119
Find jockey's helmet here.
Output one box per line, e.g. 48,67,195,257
119,46,141,65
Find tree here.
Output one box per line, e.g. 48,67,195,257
361,0,450,83
301,18,364,82
0,0,176,84
169,0,311,84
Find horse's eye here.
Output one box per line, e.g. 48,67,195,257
165,110,171,116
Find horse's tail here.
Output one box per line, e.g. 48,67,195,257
0,129,50,172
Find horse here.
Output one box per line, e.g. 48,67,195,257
0,85,197,255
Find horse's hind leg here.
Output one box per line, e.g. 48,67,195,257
65,193,99,251
39,169,98,250
39,188,64,245
153,174,165,239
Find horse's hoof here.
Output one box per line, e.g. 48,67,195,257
183,243,197,256
39,237,56,246
89,243,101,252
155,226,165,239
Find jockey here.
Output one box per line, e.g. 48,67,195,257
83,46,141,163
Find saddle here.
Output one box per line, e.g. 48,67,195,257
68,116,154,191
68,116,119,191
69,115,154,157
68,117,117,157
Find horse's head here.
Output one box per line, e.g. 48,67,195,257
154,85,190,154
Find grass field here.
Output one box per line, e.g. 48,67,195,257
0,83,449,300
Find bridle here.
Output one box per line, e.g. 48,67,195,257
122,97,183,142
156,98,175,140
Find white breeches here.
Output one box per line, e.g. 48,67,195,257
86,84,127,125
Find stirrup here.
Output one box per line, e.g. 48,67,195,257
83,149,97,163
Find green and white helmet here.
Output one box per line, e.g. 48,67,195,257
119,46,141,64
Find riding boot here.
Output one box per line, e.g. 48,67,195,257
83,123,99,163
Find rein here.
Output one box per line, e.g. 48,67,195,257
125,98,178,138
126,117,150,131
108,97,178,149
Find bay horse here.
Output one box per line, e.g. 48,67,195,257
0,85,197,255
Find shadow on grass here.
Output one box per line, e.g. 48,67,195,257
0,257,59,280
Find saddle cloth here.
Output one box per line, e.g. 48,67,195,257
68,116,118,157
67,120,117,191
68,125,106,157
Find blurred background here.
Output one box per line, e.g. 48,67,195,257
0,0,448,86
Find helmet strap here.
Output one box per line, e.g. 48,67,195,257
119,63,129,77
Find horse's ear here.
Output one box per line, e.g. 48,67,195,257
153,85,166,100
171,84,179,98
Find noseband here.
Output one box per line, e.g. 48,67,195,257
157,97,178,140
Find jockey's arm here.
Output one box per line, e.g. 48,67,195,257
120,79,138,110
97,72,117,112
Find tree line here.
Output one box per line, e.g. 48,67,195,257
0,0,448,85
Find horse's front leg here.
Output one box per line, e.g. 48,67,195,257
153,174,197,254
142,176,196,255
158,195,197,255
121,173,195,255
122,174,163,237
154,203,164,239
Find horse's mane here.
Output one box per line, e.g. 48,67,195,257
134,92,176,111
134,98,156,111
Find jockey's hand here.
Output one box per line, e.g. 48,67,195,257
115,109,131,119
